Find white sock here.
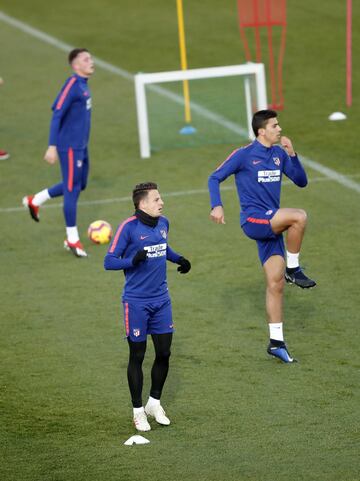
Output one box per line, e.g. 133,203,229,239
32,189,50,206
133,407,145,415
287,251,300,269
146,396,160,408
269,322,284,341
66,226,79,244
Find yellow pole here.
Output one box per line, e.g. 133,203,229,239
176,0,192,123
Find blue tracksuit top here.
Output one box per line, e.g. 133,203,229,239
104,215,182,301
208,140,308,225
48,74,91,151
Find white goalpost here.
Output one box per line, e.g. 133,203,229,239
134,63,267,158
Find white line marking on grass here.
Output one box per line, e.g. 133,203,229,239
148,84,249,138
300,156,360,194
0,11,133,80
0,11,248,137
1,10,360,193
1,175,359,214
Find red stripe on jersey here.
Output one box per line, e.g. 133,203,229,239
67,148,74,192
56,77,76,110
109,216,137,253
247,217,270,225
124,302,130,337
215,148,240,171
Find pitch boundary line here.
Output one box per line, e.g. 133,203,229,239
0,10,360,194
1,174,359,214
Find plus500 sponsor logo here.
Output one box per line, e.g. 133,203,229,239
258,170,280,183
144,243,167,258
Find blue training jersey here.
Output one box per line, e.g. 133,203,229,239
104,215,182,301
49,74,92,151
208,139,308,225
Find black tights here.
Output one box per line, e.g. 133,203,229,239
127,333,172,408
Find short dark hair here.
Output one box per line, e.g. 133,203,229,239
68,48,89,65
252,109,278,137
132,182,158,209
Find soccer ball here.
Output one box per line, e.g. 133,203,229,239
87,220,113,245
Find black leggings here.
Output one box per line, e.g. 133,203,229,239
127,333,172,408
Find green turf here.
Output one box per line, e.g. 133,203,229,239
147,76,250,151
0,2,359,480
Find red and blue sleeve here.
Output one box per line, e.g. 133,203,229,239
104,218,136,271
208,148,243,208
48,76,77,146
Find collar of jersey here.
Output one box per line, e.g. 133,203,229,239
73,74,88,83
254,139,273,152
135,209,159,227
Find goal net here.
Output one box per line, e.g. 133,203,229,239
135,63,267,158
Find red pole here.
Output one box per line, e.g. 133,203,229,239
266,0,277,108
346,0,352,107
253,0,262,62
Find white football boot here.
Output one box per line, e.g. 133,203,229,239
64,240,88,258
133,410,151,432
145,402,170,426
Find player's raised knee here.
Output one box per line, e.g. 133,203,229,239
295,209,307,226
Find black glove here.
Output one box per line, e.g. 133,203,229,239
132,249,147,266
177,257,191,274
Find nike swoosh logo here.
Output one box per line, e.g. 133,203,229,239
140,235,149,240
253,160,262,165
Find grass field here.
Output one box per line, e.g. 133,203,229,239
1,1,359,480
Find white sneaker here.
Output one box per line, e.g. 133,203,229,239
145,403,170,426
64,240,88,258
133,411,151,432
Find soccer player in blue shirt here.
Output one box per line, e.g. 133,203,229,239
104,182,191,432
208,110,316,363
23,48,94,257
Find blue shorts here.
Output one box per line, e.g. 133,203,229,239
242,210,285,265
123,297,174,342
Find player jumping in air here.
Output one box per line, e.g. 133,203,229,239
23,49,94,257
104,182,191,432
208,109,316,363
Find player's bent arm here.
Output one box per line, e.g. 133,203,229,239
166,245,182,263
208,150,242,211
166,244,191,273
280,136,296,157
104,220,140,271
104,254,133,271
208,174,223,209
283,153,308,187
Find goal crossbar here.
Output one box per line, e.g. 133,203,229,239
135,63,267,158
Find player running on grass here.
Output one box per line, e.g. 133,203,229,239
23,48,94,258
104,182,191,432
208,109,316,363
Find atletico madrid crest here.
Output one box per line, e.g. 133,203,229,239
273,157,281,166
